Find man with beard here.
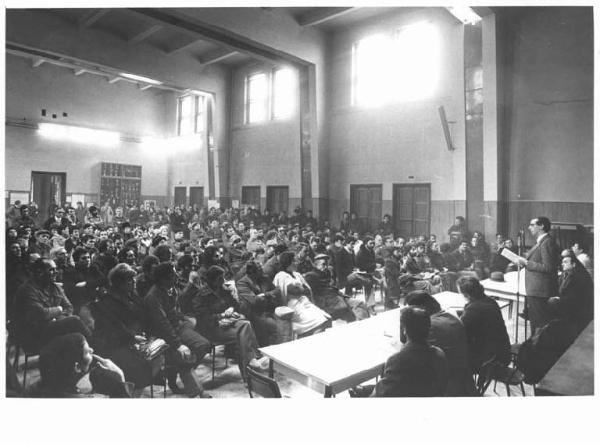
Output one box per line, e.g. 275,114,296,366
355,235,380,311
15,258,91,350
63,247,106,314
304,254,369,322
236,261,286,346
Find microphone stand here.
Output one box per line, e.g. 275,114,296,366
515,229,524,343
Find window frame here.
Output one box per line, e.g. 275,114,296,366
244,67,297,125
177,94,206,136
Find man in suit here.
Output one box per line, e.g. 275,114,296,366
512,216,560,333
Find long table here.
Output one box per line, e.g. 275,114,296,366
481,271,527,340
260,291,513,397
480,270,526,302
535,321,594,396
260,309,401,397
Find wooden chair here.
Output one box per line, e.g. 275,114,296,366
210,339,237,381
246,365,282,398
476,355,526,397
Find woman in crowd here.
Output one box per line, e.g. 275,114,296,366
273,251,330,337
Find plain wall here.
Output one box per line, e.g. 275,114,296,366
5,56,168,199
6,9,230,203
229,62,301,205
326,8,467,237
502,7,594,232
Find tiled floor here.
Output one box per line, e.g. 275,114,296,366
7,291,534,398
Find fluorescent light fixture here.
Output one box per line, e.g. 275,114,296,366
447,6,481,25
38,123,120,146
120,72,163,85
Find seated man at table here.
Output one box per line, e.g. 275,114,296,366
304,254,369,323
405,291,476,396
371,306,448,397
457,276,511,375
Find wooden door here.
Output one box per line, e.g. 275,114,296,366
350,184,382,233
242,186,261,209
266,186,289,214
174,186,187,207
189,186,204,208
393,184,430,238
31,171,66,218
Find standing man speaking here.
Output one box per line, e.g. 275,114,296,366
512,217,560,334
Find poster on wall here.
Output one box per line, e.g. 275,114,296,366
208,199,219,210
9,192,30,205
69,194,86,205
144,200,157,209
231,200,240,209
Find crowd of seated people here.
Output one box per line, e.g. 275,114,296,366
5,201,594,397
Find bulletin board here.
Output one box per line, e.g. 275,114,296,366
99,162,142,208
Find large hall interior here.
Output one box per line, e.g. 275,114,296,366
4,6,594,401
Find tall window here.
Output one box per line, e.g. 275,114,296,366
244,68,296,124
178,95,205,136
272,68,296,119
352,22,440,107
245,72,269,124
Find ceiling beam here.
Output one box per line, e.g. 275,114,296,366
166,38,201,55
74,68,86,76
108,76,122,84
128,24,163,45
78,9,109,29
128,8,308,67
199,48,237,66
138,84,152,91
297,7,357,27
32,58,45,68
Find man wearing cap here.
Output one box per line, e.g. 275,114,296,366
304,254,369,322
33,229,52,258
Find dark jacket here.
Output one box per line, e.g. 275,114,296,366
555,266,594,332
460,296,511,372
144,285,185,348
91,290,147,355
236,275,282,318
450,249,473,270
304,268,349,315
356,245,376,274
179,283,239,339
373,342,448,397
524,234,560,299
330,245,355,288
15,279,74,346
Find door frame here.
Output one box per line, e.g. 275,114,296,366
241,185,261,209
392,183,431,237
266,185,289,214
349,184,383,233
173,186,187,207
31,171,67,213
